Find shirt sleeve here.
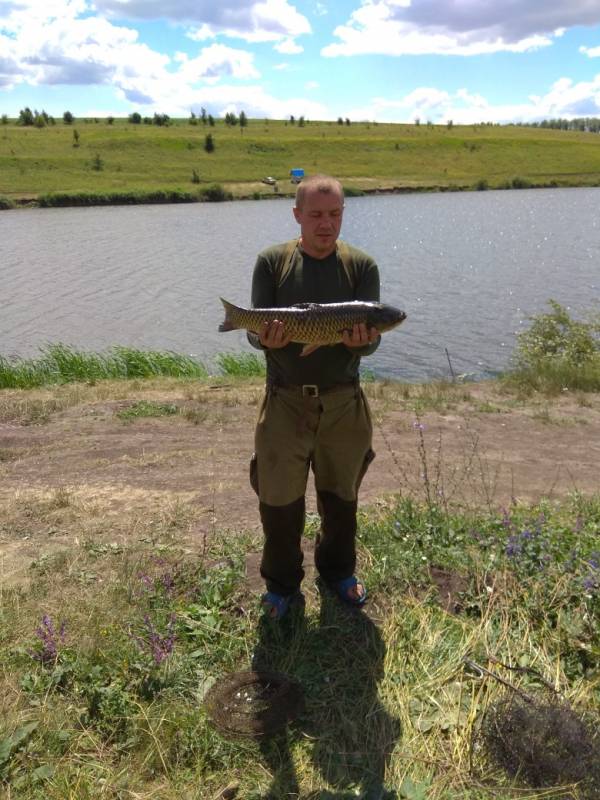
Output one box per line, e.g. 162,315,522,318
247,253,276,350
348,257,381,357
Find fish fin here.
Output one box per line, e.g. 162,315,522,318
218,297,239,332
300,343,321,357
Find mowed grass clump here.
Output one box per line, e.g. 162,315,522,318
0,344,208,388
0,492,598,799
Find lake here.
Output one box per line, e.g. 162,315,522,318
1,188,599,382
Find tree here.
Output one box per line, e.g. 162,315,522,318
1,114,8,125
446,119,454,129
107,116,114,125
289,115,295,124
153,112,170,126
345,117,351,125
239,110,248,129
298,116,305,127
63,110,74,124
72,129,80,147
204,133,215,153
189,110,197,125
128,112,142,124
208,114,215,127
18,107,34,126
200,107,207,125
337,117,343,125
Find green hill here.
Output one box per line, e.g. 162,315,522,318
1,116,600,205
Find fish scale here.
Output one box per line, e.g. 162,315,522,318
219,298,406,354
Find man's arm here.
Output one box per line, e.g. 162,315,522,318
247,252,292,350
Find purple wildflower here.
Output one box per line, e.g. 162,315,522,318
133,614,177,665
31,615,66,664
413,421,425,431
505,535,522,558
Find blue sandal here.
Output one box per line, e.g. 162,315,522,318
330,575,367,607
261,591,302,620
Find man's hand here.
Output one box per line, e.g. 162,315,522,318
258,320,293,349
342,323,379,349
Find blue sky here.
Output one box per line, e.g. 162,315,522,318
2,1,600,123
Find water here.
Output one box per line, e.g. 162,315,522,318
1,188,599,381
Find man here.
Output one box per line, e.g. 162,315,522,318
248,174,380,619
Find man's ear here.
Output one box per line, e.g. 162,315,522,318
292,206,301,223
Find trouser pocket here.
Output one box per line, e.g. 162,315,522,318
356,447,376,493
249,452,259,496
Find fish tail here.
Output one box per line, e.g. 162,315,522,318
218,297,240,332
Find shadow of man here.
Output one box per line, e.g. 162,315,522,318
303,585,401,800
251,597,307,800
251,588,401,799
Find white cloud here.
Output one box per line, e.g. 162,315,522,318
323,0,600,57
347,75,600,124
580,44,600,58
176,43,259,84
0,0,265,105
96,0,312,44
305,80,319,90
274,37,303,54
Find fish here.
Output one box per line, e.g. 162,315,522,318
218,298,406,356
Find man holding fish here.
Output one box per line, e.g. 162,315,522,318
219,174,405,619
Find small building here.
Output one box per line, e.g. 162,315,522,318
289,168,305,184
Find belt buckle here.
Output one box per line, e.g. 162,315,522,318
302,384,319,397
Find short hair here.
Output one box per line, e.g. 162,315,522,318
295,174,344,209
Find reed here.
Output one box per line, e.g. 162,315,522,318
0,344,207,388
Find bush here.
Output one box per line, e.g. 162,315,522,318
509,300,600,392
199,183,232,202
0,195,15,210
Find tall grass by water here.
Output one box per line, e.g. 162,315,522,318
0,346,271,388
0,344,208,388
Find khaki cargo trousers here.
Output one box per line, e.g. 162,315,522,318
250,383,375,595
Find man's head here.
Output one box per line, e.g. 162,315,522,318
293,174,345,259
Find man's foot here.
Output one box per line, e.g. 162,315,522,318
261,591,303,620
329,575,367,607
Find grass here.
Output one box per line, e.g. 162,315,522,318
0,490,598,799
0,346,269,389
2,117,600,204
0,344,208,389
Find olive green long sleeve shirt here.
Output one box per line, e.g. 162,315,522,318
248,241,381,387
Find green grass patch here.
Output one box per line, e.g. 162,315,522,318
116,400,179,421
0,493,598,798
0,344,208,388
215,352,266,377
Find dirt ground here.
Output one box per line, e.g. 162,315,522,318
1,379,599,587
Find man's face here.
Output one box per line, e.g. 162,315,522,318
293,187,344,259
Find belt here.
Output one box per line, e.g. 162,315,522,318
267,379,359,398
